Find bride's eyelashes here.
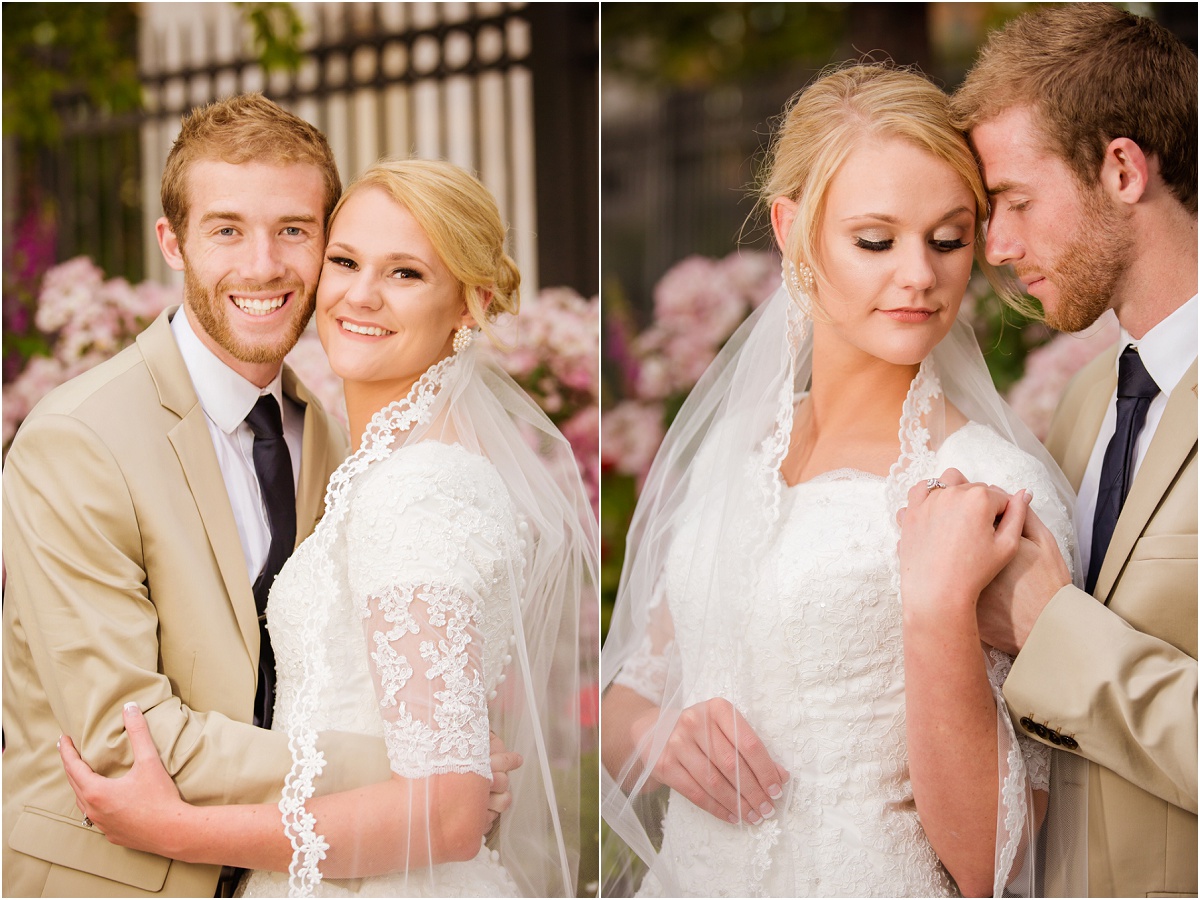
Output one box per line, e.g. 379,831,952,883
852,236,971,253
325,255,427,281
931,238,970,252
854,237,892,252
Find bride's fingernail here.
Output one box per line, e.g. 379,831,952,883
1023,489,1034,504
56,735,62,749
727,813,738,824
767,784,783,800
747,810,763,825
760,803,776,820
124,701,140,714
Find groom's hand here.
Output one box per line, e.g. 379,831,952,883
977,507,1070,656
486,731,522,827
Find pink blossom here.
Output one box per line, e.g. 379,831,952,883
1007,311,1120,440
561,405,600,515
5,257,178,449
630,252,779,401
601,400,665,485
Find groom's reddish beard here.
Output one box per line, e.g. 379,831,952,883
1022,182,1134,334
183,266,316,364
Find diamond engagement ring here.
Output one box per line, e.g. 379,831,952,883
925,478,948,492
82,816,94,828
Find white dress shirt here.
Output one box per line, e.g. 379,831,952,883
171,308,304,583
1075,294,1197,577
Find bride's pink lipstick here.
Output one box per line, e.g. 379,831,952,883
879,307,935,323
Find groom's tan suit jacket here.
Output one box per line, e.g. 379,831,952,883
2,308,391,897
1003,346,1197,898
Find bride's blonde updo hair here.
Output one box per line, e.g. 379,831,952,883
330,157,521,342
760,63,1024,315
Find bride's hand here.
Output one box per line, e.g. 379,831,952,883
897,467,1030,611
633,697,789,826
58,702,191,857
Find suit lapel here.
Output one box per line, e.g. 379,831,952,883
137,309,260,664
1094,357,1199,602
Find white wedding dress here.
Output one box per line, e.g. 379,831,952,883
240,435,522,898
617,417,1071,897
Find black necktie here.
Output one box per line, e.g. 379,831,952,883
1086,345,1159,594
244,394,296,728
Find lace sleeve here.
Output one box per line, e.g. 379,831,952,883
987,648,1051,792
610,581,675,704
346,442,518,781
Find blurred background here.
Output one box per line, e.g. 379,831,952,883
598,1,1197,639
3,2,599,894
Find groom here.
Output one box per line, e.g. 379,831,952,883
908,5,1195,897
3,94,515,897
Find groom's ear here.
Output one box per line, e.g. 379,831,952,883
156,217,187,272
1099,138,1150,207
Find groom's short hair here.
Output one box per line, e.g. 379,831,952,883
951,2,1197,215
160,92,342,238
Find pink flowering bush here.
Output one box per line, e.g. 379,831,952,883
4,257,178,448
1006,310,1119,441
481,287,601,514
632,252,779,400
602,251,779,482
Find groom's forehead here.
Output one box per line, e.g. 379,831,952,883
971,109,1063,189
180,158,328,222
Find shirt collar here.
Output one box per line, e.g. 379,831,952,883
1117,293,1197,398
170,306,286,434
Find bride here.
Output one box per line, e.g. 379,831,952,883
58,158,596,898
600,65,1082,897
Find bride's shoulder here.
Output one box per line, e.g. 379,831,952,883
358,441,508,509
938,421,1052,487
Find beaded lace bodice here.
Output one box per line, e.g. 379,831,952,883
240,360,521,898
619,420,1071,898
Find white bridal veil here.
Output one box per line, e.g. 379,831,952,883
279,345,597,897
600,279,1087,897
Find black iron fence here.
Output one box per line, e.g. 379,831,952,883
38,1,597,294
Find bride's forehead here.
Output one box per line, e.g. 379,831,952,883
825,143,975,221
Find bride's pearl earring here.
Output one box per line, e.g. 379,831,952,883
782,259,814,316
452,325,474,354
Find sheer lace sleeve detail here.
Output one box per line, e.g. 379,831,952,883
610,581,675,704
987,647,1051,792
346,441,518,781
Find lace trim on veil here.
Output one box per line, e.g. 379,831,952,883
739,300,808,894
882,360,1028,895
278,355,457,898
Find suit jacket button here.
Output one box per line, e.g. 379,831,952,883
1061,735,1079,750
1020,716,1036,732
1046,730,1063,746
